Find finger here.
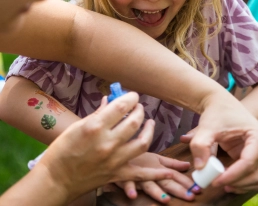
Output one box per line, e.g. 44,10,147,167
122,181,138,199
139,181,171,204
214,134,258,187
190,128,215,169
156,169,200,194
97,96,108,111
211,142,218,156
215,165,258,189
158,179,195,201
111,103,145,145
95,92,139,129
114,164,178,184
224,186,248,194
180,128,198,144
158,156,190,172
180,134,193,144
230,175,258,189
114,119,155,163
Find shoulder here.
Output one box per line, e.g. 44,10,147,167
221,0,255,20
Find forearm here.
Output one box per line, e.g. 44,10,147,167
0,76,80,145
0,164,68,206
0,0,234,114
240,86,258,119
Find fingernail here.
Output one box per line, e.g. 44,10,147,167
128,190,137,197
194,158,204,168
193,185,201,192
187,191,193,196
181,134,191,137
161,193,168,199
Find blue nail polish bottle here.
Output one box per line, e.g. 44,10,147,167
107,82,127,103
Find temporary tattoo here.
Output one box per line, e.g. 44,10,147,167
41,114,56,130
27,98,43,109
35,90,66,115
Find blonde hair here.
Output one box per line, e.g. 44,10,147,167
81,0,222,78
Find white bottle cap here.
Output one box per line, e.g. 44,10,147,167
192,156,225,188
0,80,5,93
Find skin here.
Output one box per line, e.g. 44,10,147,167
106,0,190,199
107,0,258,196
1,76,197,204
1,0,258,203
0,0,43,32
181,86,258,194
0,93,180,206
0,0,189,205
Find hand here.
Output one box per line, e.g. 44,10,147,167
180,127,218,156
190,96,258,193
36,92,176,203
116,152,201,204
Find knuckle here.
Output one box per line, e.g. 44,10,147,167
133,174,144,181
95,143,113,158
138,138,149,152
82,119,103,136
190,139,209,149
159,179,171,190
129,119,141,130
105,157,121,171
115,101,128,115
244,160,257,173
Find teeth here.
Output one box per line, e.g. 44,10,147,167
142,10,161,14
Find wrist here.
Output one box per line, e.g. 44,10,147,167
31,163,70,205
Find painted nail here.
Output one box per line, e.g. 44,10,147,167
161,193,168,199
193,185,201,192
128,190,137,197
187,191,193,196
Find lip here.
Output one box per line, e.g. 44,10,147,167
133,7,168,27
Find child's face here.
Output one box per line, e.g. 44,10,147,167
109,0,186,38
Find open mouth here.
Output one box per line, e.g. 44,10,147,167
132,8,167,24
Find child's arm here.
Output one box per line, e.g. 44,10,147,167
0,92,180,206
0,77,197,204
0,76,99,206
0,76,81,145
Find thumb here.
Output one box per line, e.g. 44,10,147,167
180,127,198,144
190,128,215,169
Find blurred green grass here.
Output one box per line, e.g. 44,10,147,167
0,120,47,194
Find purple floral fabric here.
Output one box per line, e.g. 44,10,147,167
7,0,258,153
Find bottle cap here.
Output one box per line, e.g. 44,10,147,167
192,156,225,188
107,82,127,103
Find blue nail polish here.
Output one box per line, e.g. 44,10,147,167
187,182,198,194
161,193,168,199
187,191,193,196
